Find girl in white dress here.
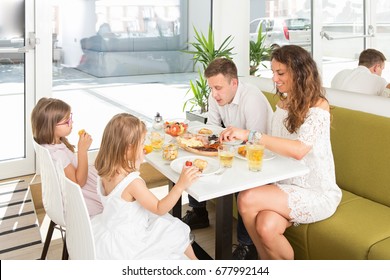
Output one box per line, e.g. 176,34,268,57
92,113,200,260
220,45,342,260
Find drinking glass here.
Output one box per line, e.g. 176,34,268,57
149,131,165,151
246,142,265,171
218,144,235,168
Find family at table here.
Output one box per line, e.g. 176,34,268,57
31,45,342,260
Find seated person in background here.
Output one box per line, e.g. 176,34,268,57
331,49,390,96
182,57,273,260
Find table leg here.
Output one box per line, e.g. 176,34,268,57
169,181,182,218
215,194,233,260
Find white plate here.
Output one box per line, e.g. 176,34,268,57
188,124,224,136
235,145,276,161
170,156,221,176
222,139,244,146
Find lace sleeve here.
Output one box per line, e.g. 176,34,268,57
297,109,330,147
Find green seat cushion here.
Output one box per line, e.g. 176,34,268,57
286,190,390,259
368,237,390,260
331,107,390,207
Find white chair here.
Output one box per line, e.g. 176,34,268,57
32,140,68,260
59,170,96,260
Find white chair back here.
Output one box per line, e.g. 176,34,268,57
60,170,96,260
33,140,66,227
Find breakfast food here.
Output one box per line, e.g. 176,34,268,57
162,144,179,161
237,146,247,157
78,129,86,136
177,136,204,148
198,128,213,135
177,133,220,156
193,159,208,172
143,145,153,154
164,121,188,137
176,133,221,156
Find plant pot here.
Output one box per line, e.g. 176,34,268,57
186,110,208,124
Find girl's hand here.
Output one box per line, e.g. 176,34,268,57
220,126,250,143
78,131,92,153
176,166,200,190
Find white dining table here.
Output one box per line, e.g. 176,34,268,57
145,121,310,259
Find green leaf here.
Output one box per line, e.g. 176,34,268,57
181,25,234,112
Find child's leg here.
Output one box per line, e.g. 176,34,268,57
184,245,198,260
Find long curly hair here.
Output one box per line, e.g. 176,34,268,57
271,45,327,133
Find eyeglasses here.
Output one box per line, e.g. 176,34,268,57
56,113,73,127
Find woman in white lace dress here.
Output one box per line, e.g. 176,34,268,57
220,45,342,260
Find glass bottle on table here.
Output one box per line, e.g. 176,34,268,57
150,112,165,151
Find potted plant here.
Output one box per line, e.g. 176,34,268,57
249,22,273,76
183,25,235,123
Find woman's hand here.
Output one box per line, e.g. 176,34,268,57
77,131,92,153
220,126,250,143
176,166,200,191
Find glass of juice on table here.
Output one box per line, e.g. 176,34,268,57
149,131,165,151
218,144,235,168
246,142,265,171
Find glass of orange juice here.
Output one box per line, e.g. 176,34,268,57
246,142,265,172
149,131,165,151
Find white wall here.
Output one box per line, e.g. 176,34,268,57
57,0,96,67
241,76,390,118
213,0,250,76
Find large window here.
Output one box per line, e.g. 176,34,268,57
53,0,192,78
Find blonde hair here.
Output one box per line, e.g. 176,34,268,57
95,113,146,179
31,97,74,152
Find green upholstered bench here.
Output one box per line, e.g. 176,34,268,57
262,91,390,260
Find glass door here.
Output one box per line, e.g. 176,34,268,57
0,0,35,179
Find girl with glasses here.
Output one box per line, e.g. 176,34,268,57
31,97,103,217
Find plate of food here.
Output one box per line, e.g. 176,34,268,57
164,119,189,137
170,156,221,176
188,124,224,136
176,133,220,156
235,145,276,161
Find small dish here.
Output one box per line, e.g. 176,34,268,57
188,124,224,136
170,156,221,176
164,119,189,137
235,145,276,161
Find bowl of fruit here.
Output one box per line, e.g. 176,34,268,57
164,119,189,137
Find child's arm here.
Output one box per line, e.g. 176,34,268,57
124,166,200,215
64,132,92,187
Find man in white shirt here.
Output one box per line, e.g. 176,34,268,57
182,58,272,260
331,49,390,96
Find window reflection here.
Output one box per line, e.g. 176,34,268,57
53,0,192,77
249,0,312,77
